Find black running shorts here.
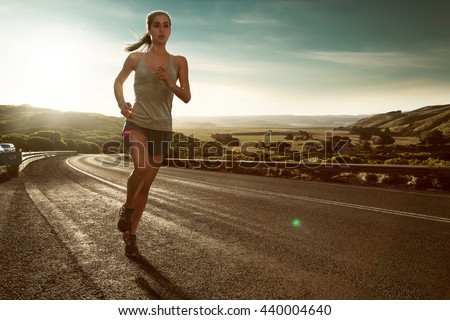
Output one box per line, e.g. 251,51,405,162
122,121,172,157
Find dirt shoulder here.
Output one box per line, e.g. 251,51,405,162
0,172,104,299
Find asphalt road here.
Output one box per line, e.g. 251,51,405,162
1,155,449,299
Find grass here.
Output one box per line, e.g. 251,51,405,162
174,127,420,145
174,127,336,142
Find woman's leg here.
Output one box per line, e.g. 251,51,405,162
126,162,160,234
124,130,163,235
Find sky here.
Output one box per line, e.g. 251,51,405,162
1,0,449,117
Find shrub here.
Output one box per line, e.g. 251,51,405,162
425,157,450,166
361,173,379,183
27,136,52,151
379,174,411,185
384,158,408,165
77,141,101,153
413,177,434,189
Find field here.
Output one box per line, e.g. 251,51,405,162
173,126,421,146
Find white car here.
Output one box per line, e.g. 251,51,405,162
0,143,16,153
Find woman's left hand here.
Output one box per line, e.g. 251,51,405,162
155,66,173,87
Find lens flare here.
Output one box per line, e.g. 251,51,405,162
292,218,301,228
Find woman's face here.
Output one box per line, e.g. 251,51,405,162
148,14,171,44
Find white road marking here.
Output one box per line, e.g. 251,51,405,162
67,157,450,224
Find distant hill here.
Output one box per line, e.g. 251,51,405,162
0,105,125,149
349,104,450,136
173,114,366,128
0,104,124,135
1,105,367,133
3,104,448,138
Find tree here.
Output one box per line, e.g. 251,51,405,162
269,141,291,155
77,141,101,153
284,133,294,140
66,139,78,151
421,130,447,146
30,130,62,141
298,130,312,140
30,130,63,150
202,141,223,157
0,133,28,151
54,139,68,150
341,136,352,146
211,133,239,146
372,134,395,145
27,136,52,151
360,141,372,152
359,133,372,141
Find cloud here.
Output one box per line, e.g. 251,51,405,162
231,17,280,26
290,50,440,69
0,3,17,13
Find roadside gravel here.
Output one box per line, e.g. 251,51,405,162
0,169,105,299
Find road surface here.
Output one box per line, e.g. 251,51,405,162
1,154,449,299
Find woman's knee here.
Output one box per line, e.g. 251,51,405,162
132,167,158,183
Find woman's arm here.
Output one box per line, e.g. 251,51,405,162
113,53,139,118
156,55,191,103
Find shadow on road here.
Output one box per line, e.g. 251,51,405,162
0,173,12,183
130,255,190,300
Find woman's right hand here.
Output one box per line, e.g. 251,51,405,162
120,102,133,118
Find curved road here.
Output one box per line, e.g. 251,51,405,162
1,154,449,299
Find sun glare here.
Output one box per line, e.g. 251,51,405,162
17,26,89,109
6,22,124,115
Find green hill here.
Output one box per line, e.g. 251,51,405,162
3,103,449,150
0,105,124,151
0,104,123,134
350,104,450,136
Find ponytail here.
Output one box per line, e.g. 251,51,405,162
124,33,152,52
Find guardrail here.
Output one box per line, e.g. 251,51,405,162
0,151,77,177
2,151,449,180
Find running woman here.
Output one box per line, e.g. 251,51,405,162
113,10,191,257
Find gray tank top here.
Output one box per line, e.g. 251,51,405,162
129,52,177,131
